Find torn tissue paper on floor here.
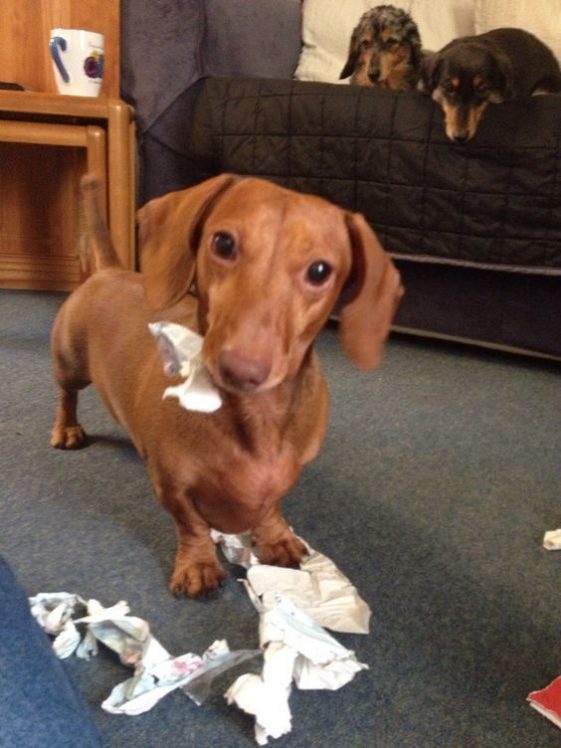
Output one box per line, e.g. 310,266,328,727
225,594,368,744
28,531,370,744
211,530,371,634
543,529,561,550
212,531,370,744
28,592,259,715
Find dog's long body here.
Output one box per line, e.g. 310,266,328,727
51,175,402,597
421,27,561,142
340,4,423,90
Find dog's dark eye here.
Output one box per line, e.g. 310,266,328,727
443,81,456,95
306,260,332,285
212,232,236,260
360,39,371,50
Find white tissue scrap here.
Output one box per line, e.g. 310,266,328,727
226,639,297,745
211,530,260,568
103,639,259,716
211,530,371,634
28,593,259,715
29,532,370,744
225,595,368,745
29,592,89,658
543,529,561,550
212,531,370,744
148,321,222,413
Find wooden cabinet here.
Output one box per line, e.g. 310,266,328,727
0,0,135,291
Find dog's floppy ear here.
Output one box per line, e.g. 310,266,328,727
338,212,404,369
409,38,423,72
489,49,514,101
139,174,240,310
340,29,361,79
418,52,441,92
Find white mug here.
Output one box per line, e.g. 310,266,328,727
49,29,105,97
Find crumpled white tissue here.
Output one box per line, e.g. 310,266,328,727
227,639,297,745
212,531,370,744
148,321,222,413
211,530,371,634
543,529,561,550
28,537,369,743
225,594,368,745
103,638,259,715
28,592,259,715
212,530,260,569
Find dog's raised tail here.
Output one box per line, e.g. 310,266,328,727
81,174,122,271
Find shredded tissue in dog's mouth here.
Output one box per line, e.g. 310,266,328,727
148,321,222,413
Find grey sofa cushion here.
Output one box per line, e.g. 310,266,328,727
202,0,302,79
121,0,302,133
121,0,204,133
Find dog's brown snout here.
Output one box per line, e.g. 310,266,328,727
218,350,271,391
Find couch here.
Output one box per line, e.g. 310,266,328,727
121,0,561,359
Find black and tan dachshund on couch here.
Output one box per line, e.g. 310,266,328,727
420,27,561,142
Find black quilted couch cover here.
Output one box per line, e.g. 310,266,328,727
192,78,561,273
189,78,561,357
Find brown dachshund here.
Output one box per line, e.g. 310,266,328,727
51,175,403,597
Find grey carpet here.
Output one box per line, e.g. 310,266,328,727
1,288,561,747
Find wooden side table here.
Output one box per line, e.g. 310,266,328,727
0,91,136,290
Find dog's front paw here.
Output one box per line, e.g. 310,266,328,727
169,559,226,598
50,425,87,449
257,533,308,568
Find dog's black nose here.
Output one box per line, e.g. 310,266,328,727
453,133,469,143
368,69,380,83
218,350,271,392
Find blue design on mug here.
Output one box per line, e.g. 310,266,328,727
49,36,70,83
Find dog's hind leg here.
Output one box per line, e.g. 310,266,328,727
50,384,87,449
50,304,91,449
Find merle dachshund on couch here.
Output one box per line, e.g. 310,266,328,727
340,4,423,90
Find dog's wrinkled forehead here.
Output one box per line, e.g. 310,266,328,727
441,44,499,85
206,179,347,246
357,4,420,44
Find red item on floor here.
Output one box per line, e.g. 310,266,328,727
528,676,561,729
